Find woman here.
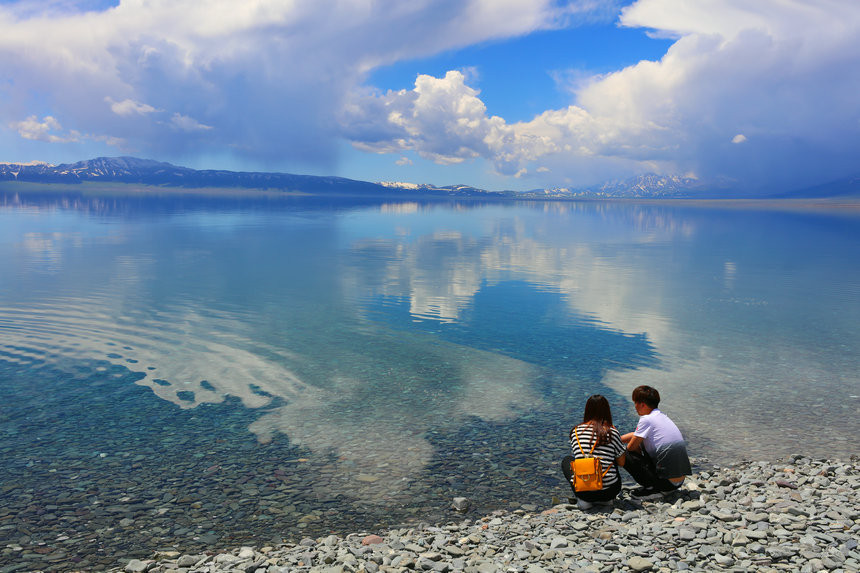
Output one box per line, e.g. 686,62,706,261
561,394,626,510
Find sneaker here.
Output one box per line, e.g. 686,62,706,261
631,487,664,500
576,499,594,510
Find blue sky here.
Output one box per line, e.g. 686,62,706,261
1,0,859,192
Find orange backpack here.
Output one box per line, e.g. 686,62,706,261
570,426,611,492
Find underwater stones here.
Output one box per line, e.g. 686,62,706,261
452,497,471,513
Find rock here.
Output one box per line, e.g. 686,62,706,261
766,545,798,560
124,559,151,573
237,546,256,559
775,480,799,489
452,497,471,513
176,554,205,566
627,556,653,571
678,528,696,541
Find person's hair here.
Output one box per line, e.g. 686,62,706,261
632,385,660,409
571,394,613,446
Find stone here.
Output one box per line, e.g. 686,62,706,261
177,554,205,566
238,547,257,559
452,497,471,513
124,559,150,573
678,528,696,541
626,556,653,571
362,534,385,545
766,545,798,560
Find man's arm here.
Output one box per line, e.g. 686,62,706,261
624,434,644,453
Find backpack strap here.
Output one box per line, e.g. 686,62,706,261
573,426,597,456
574,426,612,479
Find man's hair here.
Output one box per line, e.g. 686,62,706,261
632,385,660,409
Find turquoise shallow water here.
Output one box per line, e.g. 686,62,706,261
0,192,858,569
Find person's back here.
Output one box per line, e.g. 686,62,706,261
621,385,691,497
561,394,627,510
634,407,689,480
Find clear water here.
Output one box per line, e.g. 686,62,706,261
1,192,858,566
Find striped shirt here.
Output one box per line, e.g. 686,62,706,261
569,423,625,486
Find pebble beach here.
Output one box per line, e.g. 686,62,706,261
98,455,860,573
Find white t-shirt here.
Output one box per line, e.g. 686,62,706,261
633,408,684,457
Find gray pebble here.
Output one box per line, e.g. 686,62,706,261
91,456,857,573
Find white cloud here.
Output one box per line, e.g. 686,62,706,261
169,113,213,132
11,115,78,143
344,0,860,188
343,71,650,179
107,97,158,117
3,0,858,188
0,0,591,167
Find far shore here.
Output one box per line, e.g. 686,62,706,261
1,180,859,211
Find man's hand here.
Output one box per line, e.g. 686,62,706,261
624,434,644,453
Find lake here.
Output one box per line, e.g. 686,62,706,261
1,190,858,569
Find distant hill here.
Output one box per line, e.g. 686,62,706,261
0,156,504,198
771,176,860,199
1,156,856,200
521,174,726,199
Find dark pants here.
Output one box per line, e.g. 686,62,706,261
560,456,622,502
622,449,680,492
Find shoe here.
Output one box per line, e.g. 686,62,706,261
631,487,664,500
576,499,594,510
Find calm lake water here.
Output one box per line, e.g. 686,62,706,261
1,191,858,568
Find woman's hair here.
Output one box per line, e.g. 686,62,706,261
632,385,660,409
571,394,613,446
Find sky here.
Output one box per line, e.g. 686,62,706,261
1,0,859,192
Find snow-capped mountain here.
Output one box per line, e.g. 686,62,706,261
1,156,854,199
0,156,504,197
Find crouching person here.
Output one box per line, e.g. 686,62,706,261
561,394,626,510
621,385,692,498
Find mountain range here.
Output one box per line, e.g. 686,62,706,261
0,156,857,200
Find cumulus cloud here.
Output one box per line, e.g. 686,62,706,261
3,0,858,188
344,0,860,189
343,70,657,180
12,115,79,143
0,0,591,168
106,97,158,117
169,113,213,132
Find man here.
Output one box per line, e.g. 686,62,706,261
620,385,692,498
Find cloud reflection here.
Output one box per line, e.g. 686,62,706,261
343,201,859,463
